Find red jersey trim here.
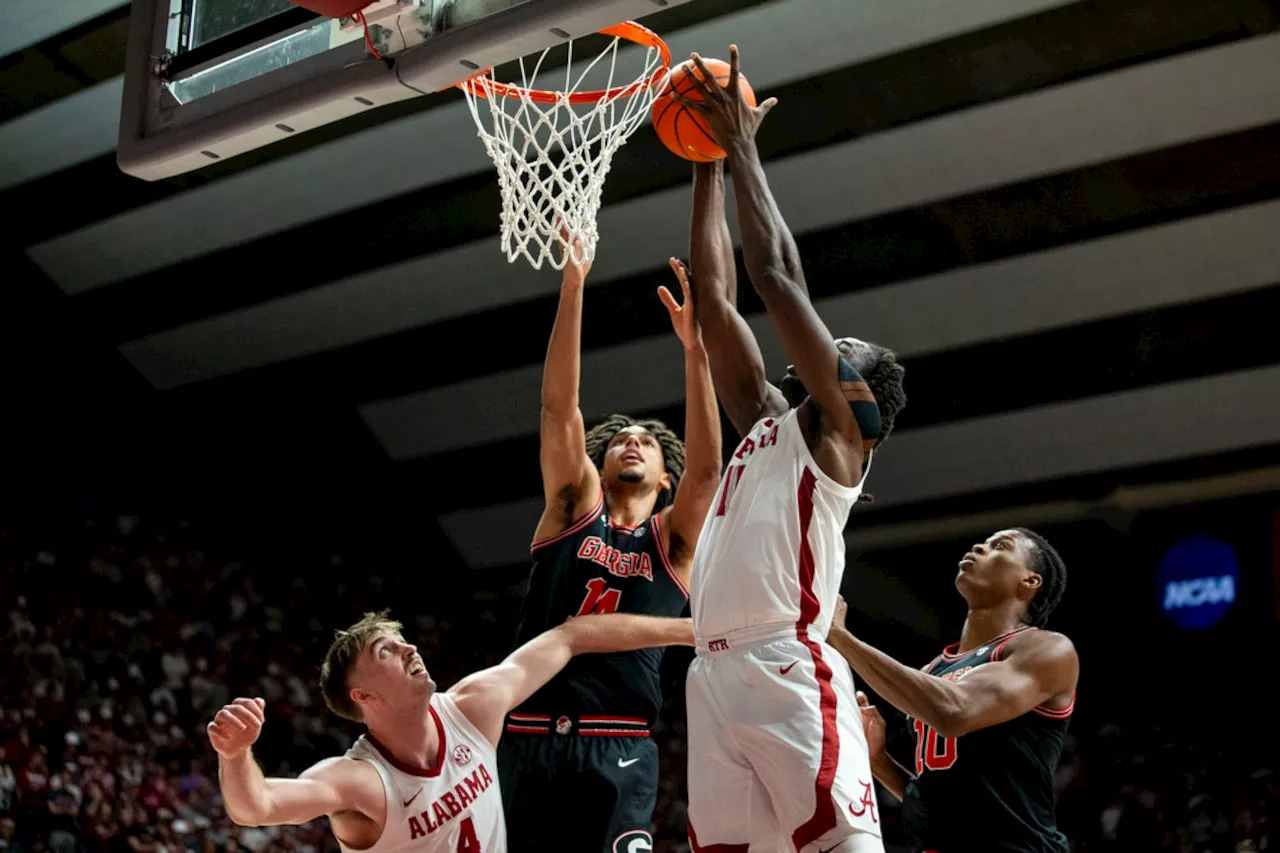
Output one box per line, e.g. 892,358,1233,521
990,626,1036,662
939,625,1033,661
650,511,689,600
504,724,649,737
1033,691,1076,719
578,716,648,725
791,468,841,851
530,492,605,552
364,705,446,778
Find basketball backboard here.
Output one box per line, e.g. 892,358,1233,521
118,0,694,181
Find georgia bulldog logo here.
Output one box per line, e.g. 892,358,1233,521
451,745,472,766
612,830,652,853
555,715,573,735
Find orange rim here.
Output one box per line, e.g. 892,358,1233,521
456,21,671,104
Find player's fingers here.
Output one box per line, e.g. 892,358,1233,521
234,697,265,722
687,54,719,100
757,96,779,117
657,286,680,313
214,708,247,731
668,257,689,283
679,267,694,300
669,89,710,117
727,44,740,96
855,691,869,707
225,705,260,730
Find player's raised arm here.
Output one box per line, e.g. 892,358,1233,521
209,699,380,831
687,160,787,437
449,614,693,747
657,260,723,580
535,234,603,542
827,598,1079,739
677,47,875,474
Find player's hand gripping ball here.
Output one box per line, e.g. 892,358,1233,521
651,56,755,162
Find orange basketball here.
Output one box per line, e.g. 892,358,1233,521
651,58,756,162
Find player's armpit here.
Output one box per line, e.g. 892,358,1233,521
938,632,1078,738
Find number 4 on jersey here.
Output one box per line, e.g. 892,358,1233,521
455,817,480,853
575,578,621,616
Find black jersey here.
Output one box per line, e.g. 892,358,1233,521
509,493,689,726
903,627,1073,853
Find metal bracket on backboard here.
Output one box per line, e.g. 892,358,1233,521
117,0,693,182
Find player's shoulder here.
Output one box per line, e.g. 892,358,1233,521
1005,628,1077,664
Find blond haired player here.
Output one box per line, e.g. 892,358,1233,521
207,610,692,853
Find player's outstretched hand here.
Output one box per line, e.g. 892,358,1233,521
660,258,702,351
856,690,888,763
207,697,266,760
559,225,593,285
672,45,777,150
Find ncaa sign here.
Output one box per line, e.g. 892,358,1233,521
1157,534,1239,630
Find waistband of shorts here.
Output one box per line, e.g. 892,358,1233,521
695,622,807,655
504,713,650,737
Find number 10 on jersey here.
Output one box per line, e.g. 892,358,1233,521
912,719,958,773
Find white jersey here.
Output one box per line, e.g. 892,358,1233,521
690,408,867,642
338,693,504,853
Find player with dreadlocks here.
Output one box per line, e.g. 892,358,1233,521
497,234,722,853
827,527,1077,853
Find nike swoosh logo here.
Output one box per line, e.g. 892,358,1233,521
402,788,423,808
780,661,798,675
617,757,641,768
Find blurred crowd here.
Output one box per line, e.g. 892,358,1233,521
1,512,1275,853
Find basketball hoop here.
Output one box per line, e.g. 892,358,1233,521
457,22,671,270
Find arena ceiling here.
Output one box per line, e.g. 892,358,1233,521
4,0,1280,583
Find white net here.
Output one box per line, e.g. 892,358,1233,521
460,31,667,270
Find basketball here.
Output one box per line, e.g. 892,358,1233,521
651,58,756,162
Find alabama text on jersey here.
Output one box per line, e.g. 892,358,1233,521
338,693,505,853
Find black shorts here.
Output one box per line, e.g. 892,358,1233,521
498,731,658,853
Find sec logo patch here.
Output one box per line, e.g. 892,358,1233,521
452,745,472,766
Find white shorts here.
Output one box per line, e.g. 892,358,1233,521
686,626,884,853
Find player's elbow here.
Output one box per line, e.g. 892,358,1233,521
694,291,737,329
223,804,268,828
540,398,579,424
687,459,724,493
555,621,594,658
937,702,991,739
752,265,802,299
931,717,967,740
931,697,976,740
